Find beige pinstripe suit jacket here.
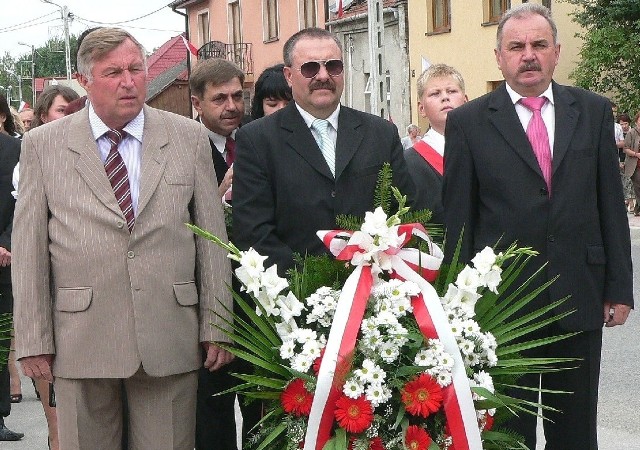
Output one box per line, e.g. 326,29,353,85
12,105,232,379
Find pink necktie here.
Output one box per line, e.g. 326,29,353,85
520,96,552,194
104,129,135,232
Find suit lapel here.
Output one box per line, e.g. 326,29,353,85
69,110,124,218
488,84,545,178
282,103,334,180
551,82,579,175
136,106,169,216
335,107,364,180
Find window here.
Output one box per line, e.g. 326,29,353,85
263,0,279,42
428,0,451,34
542,0,551,9
228,1,243,66
300,0,317,28
197,11,210,47
484,0,510,24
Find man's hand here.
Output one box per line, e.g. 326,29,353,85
201,341,234,372
603,302,632,327
20,354,55,382
0,247,11,267
218,167,233,199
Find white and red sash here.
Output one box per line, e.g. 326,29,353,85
413,140,444,176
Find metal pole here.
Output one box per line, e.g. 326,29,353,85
62,5,71,80
31,45,36,105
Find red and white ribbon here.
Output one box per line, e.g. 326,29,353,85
303,225,481,450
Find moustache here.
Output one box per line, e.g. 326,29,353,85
519,62,542,73
309,81,335,92
220,112,242,120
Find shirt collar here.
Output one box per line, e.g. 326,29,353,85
88,103,145,142
201,120,237,154
295,103,341,132
505,82,554,107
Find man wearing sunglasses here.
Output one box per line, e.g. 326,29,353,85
233,27,417,275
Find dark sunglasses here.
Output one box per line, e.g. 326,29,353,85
295,59,344,78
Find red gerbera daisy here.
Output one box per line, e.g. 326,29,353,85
405,425,432,450
334,394,374,433
281,378,313,416
401,373,444,417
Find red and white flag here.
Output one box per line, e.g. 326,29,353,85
181,35,198,57
338,0,344,18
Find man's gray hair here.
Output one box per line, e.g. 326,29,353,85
77,27,147,80
496,3,558,50
283,28,342,67
189,58,245,99
406,124,420,134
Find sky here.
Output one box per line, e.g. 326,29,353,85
0,0,186,59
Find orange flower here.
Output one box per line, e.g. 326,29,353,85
281,378,313,416
334,394,374,433
401,373,443,417
405,425,432,450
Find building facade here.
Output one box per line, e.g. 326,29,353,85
407,0,583,129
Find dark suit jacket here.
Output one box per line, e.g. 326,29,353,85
404,146,444,224
210,139,229,185
0,133,20,286
442,81,633,331
233,102,417,274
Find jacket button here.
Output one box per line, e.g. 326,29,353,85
331,191,336,198
547,235,555,242
540,187,548,196
117,221,124,229
127,251,135,259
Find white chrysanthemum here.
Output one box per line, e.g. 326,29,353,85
458,338,475,356
369,365,387,384
361,317,379,335
291,354,312,373
471,247,498,275
435,372,453,387
377,310,399,327
464,352,481,367
379,341,401,363
301,340,322,360
460,319,481,335
294,328,318,345
366,383,392,407
414,349,434,367
279,339,296,360
393,296,414,317
456,266,482,292
354,359,377,383
343,377,365,399
275,292,304,322
449,318,466,337
260,265,289,299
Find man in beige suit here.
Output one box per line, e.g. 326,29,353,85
12,28,233,449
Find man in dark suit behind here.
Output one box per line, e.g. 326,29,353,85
0,132,24,441
233,27,416,275
189,57,250,450
442,4,633,449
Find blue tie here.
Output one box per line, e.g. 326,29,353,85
312,119,335,177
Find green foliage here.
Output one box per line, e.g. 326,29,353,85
565,0,640,114
289,253,351,301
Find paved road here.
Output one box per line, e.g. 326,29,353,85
4,219,640,450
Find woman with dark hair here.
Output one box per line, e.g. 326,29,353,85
11,83,78,450
0,95,17,137
251,63,292,119
31,85,80,129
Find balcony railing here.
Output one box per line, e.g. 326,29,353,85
197,41,253,75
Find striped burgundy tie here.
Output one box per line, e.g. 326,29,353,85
104,129,135,232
